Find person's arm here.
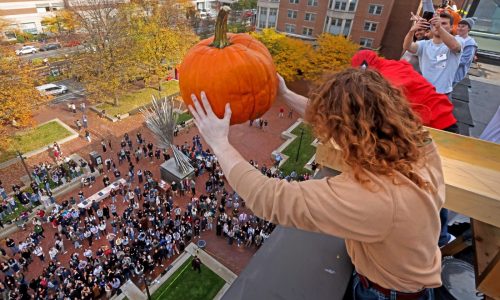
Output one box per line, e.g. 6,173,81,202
188,92,393,242
276,75,308,117
453,44,475,84
403,20,427,53
430,16,461,53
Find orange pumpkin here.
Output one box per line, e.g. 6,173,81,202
179,6,278,125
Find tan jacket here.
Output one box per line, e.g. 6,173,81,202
227,142,444,292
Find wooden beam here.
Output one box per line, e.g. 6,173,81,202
315,128,500,228
472,219,500,299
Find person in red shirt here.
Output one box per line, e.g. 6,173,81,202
351,50,458,132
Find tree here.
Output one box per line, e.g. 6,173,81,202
305,33,358,81
68,0,139,106
129,0,198,91
41,10,78,35
0,48,48,149
251,29,313,82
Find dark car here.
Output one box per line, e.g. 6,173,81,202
39,43,61,51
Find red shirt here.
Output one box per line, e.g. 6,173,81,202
351,50,456,130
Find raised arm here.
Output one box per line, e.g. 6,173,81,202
403,20,428,53
276,74,308,117
430,15,461,53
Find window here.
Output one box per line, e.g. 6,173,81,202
304,12,316,22
348,0,356,11
259,7,268,16
302,27,313,36
289,0,299,4
343,19,352,36
268,8,277,28
269,8,278,16
334,1,347,10
368,4,383,15
360,38,374,48
287,10,298,19
307,0,318,6
328,17,342,34
364,21,378,32
285,24,296,33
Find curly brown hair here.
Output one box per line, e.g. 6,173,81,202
305,68,434,191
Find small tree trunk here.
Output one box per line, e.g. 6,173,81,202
113,95,119,106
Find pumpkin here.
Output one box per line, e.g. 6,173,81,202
179,6,278,125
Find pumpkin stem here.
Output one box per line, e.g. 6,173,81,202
211,6,231,49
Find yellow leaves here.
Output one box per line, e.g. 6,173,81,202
41,9,78,34
251,29,312,82
306,33,359,81
0,49,46,147
250,29,359,82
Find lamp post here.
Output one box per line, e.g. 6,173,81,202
143,276,152,300
16,150,33,182
295,127,305,162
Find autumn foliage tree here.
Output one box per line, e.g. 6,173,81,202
251,29,359,82
305,33,359,81
251,29,313,82
41,9,78,35
0,48,47,149
130,0,198,91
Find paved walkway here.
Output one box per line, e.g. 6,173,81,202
0,96,299,284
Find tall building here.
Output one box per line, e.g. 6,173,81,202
256,0,420,59
0,0,65,36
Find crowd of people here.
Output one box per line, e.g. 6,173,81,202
0,132,294,299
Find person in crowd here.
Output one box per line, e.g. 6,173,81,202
403,13,463,97
453,17,478,85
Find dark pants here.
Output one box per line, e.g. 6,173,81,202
353,272,434,300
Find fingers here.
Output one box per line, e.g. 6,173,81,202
223,103,232,122
188,105,201,122
191,94,206,119
200,91,216,117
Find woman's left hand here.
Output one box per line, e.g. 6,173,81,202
188,91,232,153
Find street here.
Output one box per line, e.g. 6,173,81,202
51,78,86,104
19,45,82,60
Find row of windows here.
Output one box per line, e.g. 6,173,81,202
289,0,318,6
284,24,314,36
287,10,316,22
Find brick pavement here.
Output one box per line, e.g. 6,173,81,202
1,97,298,285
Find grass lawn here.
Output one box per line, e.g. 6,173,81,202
97,81,180,117
279,123,316,176
0,121,73,163
2,200,31,223
176,112,192,125
152,258,225,300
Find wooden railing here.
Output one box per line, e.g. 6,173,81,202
315,128,500,299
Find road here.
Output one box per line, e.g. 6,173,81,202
51,78,86,104
19,46,82,60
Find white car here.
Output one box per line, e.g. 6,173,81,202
36,84,68,96
15,45,38,55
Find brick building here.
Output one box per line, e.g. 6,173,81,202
256,0,421,59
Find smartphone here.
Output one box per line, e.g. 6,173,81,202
422,11,433,29
422,11,434,21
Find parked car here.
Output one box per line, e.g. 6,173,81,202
36,83,68,96
62,40,81,47
39,43,61,51
15,46,38,55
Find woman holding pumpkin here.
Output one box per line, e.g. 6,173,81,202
188,68,442,300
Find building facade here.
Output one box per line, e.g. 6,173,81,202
0,0,64,36
256,0,421,59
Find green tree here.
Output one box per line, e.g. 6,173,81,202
305,33,358,81
251,29,313,81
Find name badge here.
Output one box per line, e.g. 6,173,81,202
437,53,447,62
